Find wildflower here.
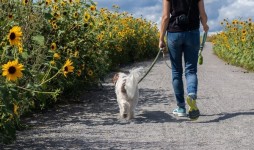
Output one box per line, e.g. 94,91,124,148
53,53,61,59
8,26,22,46
90,5,96,11
242,30,247,35
53,24,58,30
83,12,90,22
241,36,246,42
22,0,29,5
46,0,52,6
88,69,93,76
73,12,79,18
51,42,57,51
50,60,56,65
2,60,24,81
53,5,58,11
53,12,61,19
62,59,74,77
8,14,13,19
74,51,79,57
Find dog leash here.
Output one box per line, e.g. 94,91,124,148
138,31,207,84
138,48,163,84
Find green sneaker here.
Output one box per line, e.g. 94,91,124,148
173,107,187,117
186,95,200,120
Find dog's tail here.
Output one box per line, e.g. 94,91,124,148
125,67,144,99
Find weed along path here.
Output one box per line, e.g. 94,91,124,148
1,42,254,149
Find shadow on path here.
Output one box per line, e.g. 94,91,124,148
198,109,254,123
17,84,180,129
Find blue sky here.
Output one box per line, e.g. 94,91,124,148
95,0,254,34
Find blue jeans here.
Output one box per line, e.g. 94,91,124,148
167,29,200,108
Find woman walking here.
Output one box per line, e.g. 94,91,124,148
159,0,209,120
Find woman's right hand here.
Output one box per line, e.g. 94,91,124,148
159,40,166,49
159,40,167,57
203,24,209,32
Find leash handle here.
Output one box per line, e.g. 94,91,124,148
200,32,207,52
198,32,207,65
160,48,166,58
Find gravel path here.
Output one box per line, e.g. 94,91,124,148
1,43,254,150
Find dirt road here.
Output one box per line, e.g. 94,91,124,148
1,43,254,150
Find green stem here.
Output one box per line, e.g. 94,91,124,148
39,69,62,86
17,86,56,94
41,67,52,84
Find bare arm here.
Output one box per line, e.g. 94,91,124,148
198,0,209,32
159,0,170,49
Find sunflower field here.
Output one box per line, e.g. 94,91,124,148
212,18,254,71
0,0,159,144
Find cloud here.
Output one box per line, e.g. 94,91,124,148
218,0,254,21
95,0,254,33
206,0,254,32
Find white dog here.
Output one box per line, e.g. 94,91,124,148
112,68,143,120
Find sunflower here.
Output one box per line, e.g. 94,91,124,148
73,12,79,18
53,12,61,19
52,24,58,30
8,14,13,19
2,60,24,81
83,12,90,22
8,26,22,46
46,0,52,6
90,5,96,11
51,42,57,50
62,59,74,77
53,5,58,11
242,30,247,35
53,53,61,59
74,51,79,57
241,36,246,42
88,69,93,76
22,0,29,5
50,60,56,65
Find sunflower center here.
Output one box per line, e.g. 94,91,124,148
64,66,68,72
8,66,16,74
10,32,16,40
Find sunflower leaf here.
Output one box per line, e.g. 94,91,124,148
32,35,45,46
44,13,53,20
21,52,28,60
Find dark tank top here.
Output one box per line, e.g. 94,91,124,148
167,0,200,32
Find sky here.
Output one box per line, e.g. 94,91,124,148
95,0,254,34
